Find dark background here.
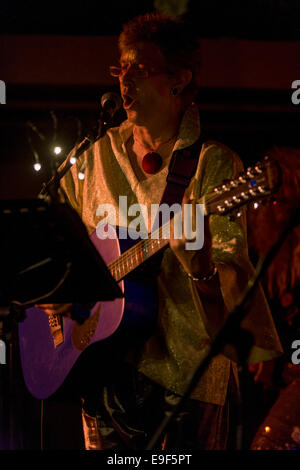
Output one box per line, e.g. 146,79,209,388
1,0,300,199
0,0,300,451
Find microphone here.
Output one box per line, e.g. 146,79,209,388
68,92,122,150
100,92,122,120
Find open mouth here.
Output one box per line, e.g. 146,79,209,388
122,94,136,109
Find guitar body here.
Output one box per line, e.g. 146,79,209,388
18,227,158,399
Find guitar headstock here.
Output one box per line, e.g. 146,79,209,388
204,156,281,217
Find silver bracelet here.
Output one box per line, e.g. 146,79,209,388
186,264,217,282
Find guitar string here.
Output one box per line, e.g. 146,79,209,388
107,186,226,278
108,226,173,281
108,225,168,281
107,185,243,280
110,164,274,281
106,185,222,279
107,171,266,280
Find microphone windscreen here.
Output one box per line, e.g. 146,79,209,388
100,92,122,117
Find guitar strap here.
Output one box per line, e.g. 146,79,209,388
152,135,205,230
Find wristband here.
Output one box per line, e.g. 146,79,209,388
186,264,217,282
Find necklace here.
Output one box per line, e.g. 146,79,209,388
141,151,163,174
133,132,177,175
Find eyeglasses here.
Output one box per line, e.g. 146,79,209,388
109,63,159,79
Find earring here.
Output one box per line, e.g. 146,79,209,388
171,87,178,96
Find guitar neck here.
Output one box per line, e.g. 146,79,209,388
106,156,280,283
107,193,208,282
107,227,170,282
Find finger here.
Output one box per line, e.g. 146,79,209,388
182,200,200,242
170,212,186,245
192,199,196,233
36,303,72,314
254,362,264,382
35,304,57,309
183,177,195,202
43,309,57,316
35,303,72,310
42,308,69,316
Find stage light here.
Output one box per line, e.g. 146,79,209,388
70,157,77,165
78,172,85,180
33,162,41,172
253,202,259,209
54,146,62,155
264,426,271,433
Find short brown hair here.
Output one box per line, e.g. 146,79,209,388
119,12,201,100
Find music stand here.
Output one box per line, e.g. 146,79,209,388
0,199,123,449
0,198,123,310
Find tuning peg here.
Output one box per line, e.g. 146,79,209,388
224,199,234,208
230,179,239,188
232,195,243,203
257,185,268,194
249,187,260,196
214,186,222,193
238,173,247,183
217,204,226,214
247,167,256,178
241,191,250,200
254,163,263,174
221,179,232,191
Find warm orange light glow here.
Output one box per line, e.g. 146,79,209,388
265,426,271,433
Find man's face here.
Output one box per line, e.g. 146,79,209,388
119,42,175,126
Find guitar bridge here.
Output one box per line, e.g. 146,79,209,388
48,314,64,348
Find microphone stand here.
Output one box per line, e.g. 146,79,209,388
38,107,115,202
146,208,300,451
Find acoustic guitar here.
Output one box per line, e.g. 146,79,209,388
18,157,280,399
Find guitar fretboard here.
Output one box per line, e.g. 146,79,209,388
107,227,169,282
106,195,209,282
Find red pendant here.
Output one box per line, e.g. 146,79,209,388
142,151,163,175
